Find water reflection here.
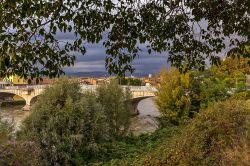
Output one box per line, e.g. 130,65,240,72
0,105,30,131
129,97,161,136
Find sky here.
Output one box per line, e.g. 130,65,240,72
60,32,169,76
63,0,169,76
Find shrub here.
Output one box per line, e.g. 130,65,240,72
133,99,250,165
20,78,132,165
0,141,41,166
0,118,41,166
199,74,232,108
231,91,250,100
0,118,14,144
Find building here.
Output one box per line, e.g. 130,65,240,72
3,75,28,85
30,77,55,85
79,77,109,85
79,77,97,85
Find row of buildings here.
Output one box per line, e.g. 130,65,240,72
0,74,157,87
0,75,54,87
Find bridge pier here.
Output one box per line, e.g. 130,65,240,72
22,105,31,111
22,96,32,111
130,100,140,116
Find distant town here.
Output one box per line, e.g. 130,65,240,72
0,74,160,87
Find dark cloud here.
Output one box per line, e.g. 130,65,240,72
58,32,169,75
69,45,169,75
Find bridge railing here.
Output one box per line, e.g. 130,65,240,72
1,85,50,90
80,85,157,92
123,85,157,92
27,85,50,89
3,86,28,90
0,84,157,93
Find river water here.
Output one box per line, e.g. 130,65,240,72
129,97,161,136
0,105,30,131
0,97,160,135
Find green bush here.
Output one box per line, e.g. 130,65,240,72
132,99,250,165
231,91,250,100
96,80,132,137
0,118,41,166
0,118,13,144
0,141,41,166
117,77,144,86
20,78,132,165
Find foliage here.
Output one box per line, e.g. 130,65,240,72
21,78,106,165
117,77,144,86
198,70,232,108
230,91,250,100
0,118,41,166
0,0,249,78
188,62,249,110
155,68,190,124
196,56,250,108
214,56,250,91
96,80,132,138
0,141,41,166
0,118,13,144
91,118,182,165
20,78,132,165
217,56,250,75
155,60,249,121
130,99,250,166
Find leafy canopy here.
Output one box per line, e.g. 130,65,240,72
0,0,249,78
155,68,190,124
21,78,132,165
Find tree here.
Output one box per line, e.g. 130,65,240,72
188,68,238,110
118,77,144,86
214,56,250,91
216,57,250,76
20,78,132,164
155,68,190,124
0,0,249,78
199,71,232,108
21,78,110,165
96,80,132,137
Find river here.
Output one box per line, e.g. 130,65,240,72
0,97,160,135
129,97,161,136
0,105,30,131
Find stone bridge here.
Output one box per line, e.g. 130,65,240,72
0,85,156,111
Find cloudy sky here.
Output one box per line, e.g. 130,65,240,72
60,32,169,76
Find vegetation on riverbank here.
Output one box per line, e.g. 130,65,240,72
0,100,26,107
17,78,132,165
1,57,250,165
127,99,250,165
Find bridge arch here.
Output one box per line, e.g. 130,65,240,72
0,85,156,111
0,92,26,106
30,95,40,105
129,96,155,115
